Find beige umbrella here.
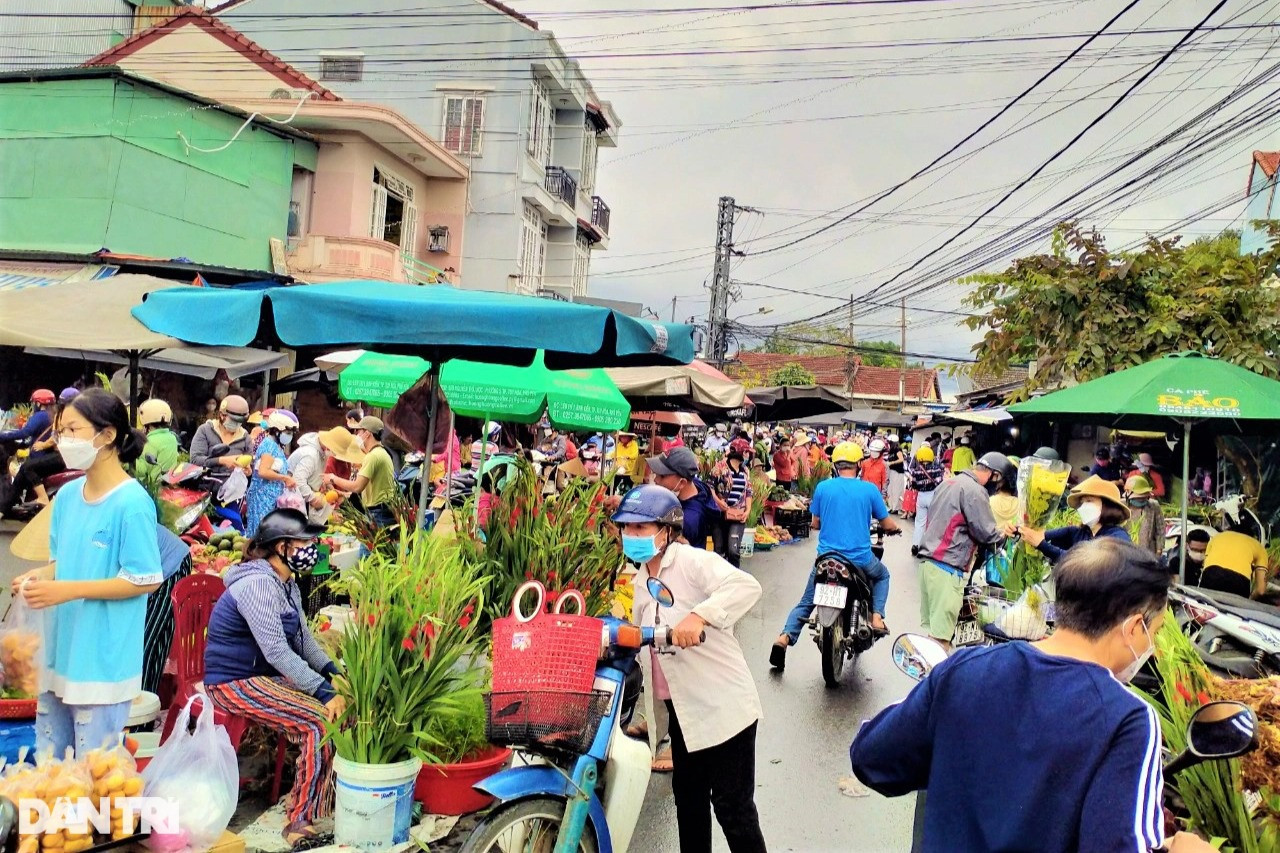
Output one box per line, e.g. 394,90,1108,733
606,361,746,412
0,273,183,350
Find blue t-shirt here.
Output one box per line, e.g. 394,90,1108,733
850,642,1164,853
47,478,163,704
810,475,887,564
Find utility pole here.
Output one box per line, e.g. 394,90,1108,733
707,196,736,367
670,295,677,322
846,292,856,411
898,297,907,414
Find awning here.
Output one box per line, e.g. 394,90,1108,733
746,385,849,421
842,408,916,428
26,345,290,380
0,273,183,349
932,407,1013,426
631,410,706,428
606,360,747,413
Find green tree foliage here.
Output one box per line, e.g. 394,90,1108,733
756,324,903,365
770,362,817,386
962,224,1280,397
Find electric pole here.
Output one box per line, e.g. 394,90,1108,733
847,293,856,411
706,196,736,367
898,297,907,414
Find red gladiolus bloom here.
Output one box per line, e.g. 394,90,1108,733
462,603,476,616
1197,691,1211,705
367,613,376,627
402,638,415,651
565,581,576,590
459,614,472,629
1175,682,1194,704
319,622,331,632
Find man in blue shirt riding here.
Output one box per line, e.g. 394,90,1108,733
770,441,898,670
850,538,1214,853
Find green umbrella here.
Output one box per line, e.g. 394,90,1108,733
338,351,431,408
440,351,630,432
1010,351,1280,582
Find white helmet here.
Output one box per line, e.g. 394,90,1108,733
869,438,886,454
266,410,299,432
485,420,501,438
138,399,172,428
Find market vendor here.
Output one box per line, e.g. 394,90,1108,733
204,509,341,850
612,431,641,487
134,399,179,489
189,394,251,472
325,416,398,529
1019,475,1132,565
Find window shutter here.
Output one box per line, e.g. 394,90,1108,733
402,204,418,253
370,183,388,239
444,98,463,153
466,98,484,155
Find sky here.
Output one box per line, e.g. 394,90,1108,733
504,0,1280,367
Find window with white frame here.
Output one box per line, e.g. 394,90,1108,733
442,95,485,156
527,79,553,165
580,122,598,192
572,233,591,294
369,166,418,253
518,203,548,290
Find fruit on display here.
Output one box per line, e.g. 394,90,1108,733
235,455,252,468
86,746,145,840
0,628,40,698
325,489,340,505
752,525,793,547
0,753,114,852
191,531,249,574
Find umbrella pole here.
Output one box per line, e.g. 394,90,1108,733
417,367,439,530
474,413,488,521
1179,419,1191,585
127,351,139,425
444,409,455,508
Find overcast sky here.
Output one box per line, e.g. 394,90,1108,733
507,0,1278,366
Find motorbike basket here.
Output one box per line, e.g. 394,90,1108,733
484,690,613,755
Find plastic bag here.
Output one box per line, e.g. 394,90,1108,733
996,585,1050,640
85,744,145,840
142,696,238,852
216,468,247,504
0,592,43,698
276,488,305,512
1,749,96,853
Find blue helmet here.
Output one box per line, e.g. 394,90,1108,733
612,484,684,528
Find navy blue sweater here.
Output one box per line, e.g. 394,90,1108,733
1037,523,1131,564
850,643,1164,853
204,560,338,701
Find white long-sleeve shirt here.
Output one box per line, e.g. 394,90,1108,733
632,542,762,752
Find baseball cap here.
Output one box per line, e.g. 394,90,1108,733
646,446,699,479
356,416,385,435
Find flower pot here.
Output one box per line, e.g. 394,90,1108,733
414,745,512,815
334,755,423,850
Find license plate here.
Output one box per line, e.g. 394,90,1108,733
953,619,983,646
813,583,847,609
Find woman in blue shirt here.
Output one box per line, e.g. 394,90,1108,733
244,410,298,537
1019,474,1132,564
12,389,162,757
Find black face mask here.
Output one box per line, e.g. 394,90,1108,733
984,476,1001,496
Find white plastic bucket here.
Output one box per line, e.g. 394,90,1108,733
740,527,756,557
334,755,423,851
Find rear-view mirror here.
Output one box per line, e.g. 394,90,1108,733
891,634,948,682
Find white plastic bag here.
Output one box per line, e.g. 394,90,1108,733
0,590,43,698
996,585,1049,640
142,696,238,852
216,468,247,504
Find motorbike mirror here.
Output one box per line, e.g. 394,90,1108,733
891,633,949,682
646,577,676,609
1165,701,1259,776
209,443,231,456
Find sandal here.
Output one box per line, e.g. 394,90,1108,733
651,748,674,773
283,821,331,851
625,719,649,739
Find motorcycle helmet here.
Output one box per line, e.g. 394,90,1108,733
868,438,887,455
1032,446,1060,462
220,394,250,417
485,420,501,439
915,445,935,463
29,389,55,406
975,451,1016,487
611,484,684,529
58,387,79,403
138,399,173,428
831,442,864,467
266,410,299,433
251,508,323,549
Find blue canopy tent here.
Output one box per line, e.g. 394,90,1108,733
132,280,696,523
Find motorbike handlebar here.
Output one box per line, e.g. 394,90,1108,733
638,626,706,648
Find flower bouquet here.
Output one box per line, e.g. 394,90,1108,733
1005,456,1071,596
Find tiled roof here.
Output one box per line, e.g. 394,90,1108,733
965,365,1029,392
1255,151,1280,179
730,352,857,387
216,0,538,29
84,7,340,101
851,364,939,400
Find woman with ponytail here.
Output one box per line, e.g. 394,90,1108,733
11,389,163,756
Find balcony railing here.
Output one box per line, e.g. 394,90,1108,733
402,252,451,286
545,166,578,208
591,196,611,235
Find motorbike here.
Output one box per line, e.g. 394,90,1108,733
156,443,245,542
810,526,898,688
1,442,83,521
1169,584,1280,679
1164,494,1269,554
461,577,699,853
891,633,1260,853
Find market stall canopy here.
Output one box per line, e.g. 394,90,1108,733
929,407,1013,427
132,280,695,368
338,352,431,408
842,407,916,428
606,359,747,413
442,351,630,432
26,345,289,380
0,273,183,350
747,385,849,421
632,410,706,428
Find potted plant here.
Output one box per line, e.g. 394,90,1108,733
327,527,488,849
413,690,512,815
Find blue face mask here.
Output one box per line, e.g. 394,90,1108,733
622,534,660,564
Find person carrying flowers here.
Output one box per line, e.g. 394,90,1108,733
1019,475,1131,565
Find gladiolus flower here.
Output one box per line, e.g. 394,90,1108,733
458,614,472,629
565,581,576,590
402,638,415,651
462,603,476,616
319,622,331,632
1175,682,1193,704
1198,691,1211,705
367,613,376,627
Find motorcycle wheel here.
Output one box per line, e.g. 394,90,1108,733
460,796,599,853
820,621,847,688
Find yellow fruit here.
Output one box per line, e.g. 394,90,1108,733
121,777,142,796
325,490,340,505
40,835,63,849
236,455,252,467
102,772,124,792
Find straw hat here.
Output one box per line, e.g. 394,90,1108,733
793,432,812,447
319,426,365,465
1067,475,1130,520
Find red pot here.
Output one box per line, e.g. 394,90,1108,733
414,745,512,815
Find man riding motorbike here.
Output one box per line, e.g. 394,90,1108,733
2,389,65,513
770,442,899,670
850,538,1213,853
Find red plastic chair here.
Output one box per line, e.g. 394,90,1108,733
158,574,287,803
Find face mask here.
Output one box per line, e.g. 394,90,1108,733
869,451,881,459
1128,498,1149,509
280,432,294,447
1077,501,1103,527
622,534,660,564
224,415,246,429
1188,550,1206,564
59,434,102,470
984,476,1000,496
285,542,320,575
1117,618,1154,684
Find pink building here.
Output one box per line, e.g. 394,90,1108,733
85,8,469,284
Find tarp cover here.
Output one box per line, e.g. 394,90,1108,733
1,273,183,350
27,345,289,380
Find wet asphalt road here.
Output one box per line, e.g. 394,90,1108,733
630,524,922,853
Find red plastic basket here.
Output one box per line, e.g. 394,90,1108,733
0,698,36,720
491,610,602,695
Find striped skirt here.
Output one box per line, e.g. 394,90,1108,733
142,557,190,696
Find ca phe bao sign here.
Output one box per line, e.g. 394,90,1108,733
1154,387,1241,418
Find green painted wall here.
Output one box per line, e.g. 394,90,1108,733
0,75,317,271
